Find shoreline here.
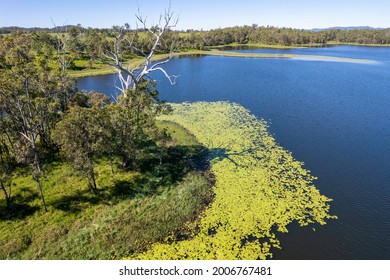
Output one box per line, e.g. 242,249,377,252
135,101,336,260
71,46,378,78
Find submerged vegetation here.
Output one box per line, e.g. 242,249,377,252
135,102,336,260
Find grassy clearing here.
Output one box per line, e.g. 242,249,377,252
69,53,183,78
135,102,336,260
0,121,212,259
156,120,199,146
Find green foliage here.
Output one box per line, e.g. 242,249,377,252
0,32,77,211
0,134,15,209
52,106,108,192
0,121,210,259
107,80,167,170
135,102,336,260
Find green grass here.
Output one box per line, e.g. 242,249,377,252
156,120,199,146
68,49,297,78
0,121,212,259
68,53,185,78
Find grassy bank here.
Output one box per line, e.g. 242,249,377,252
0,121,212,259
69,53,181,78
134,102,336,260
213,42,307,49
327,41,390,47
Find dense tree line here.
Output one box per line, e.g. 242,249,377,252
2,25,390,50
179,25,390,48
0,25,114,35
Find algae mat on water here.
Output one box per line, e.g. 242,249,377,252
136,102,336,260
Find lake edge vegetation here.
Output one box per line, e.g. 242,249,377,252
133,102,336,260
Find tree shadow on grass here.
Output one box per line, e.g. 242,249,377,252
51,189,105,213
50,143,211,214
112,144,210,199
0,187,40,221
137,144,210,190
49,140,261,215
0,203,41,221
110,176,153,198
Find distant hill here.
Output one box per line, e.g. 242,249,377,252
0,25,84,34
311,26,386,32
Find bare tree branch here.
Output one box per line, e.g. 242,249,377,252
93,2,179,98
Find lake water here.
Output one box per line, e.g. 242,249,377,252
77,46,390,259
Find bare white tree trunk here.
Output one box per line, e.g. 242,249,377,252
98,3,179,98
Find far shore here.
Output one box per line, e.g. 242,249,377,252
70,43,386,78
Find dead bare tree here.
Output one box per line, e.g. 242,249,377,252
51,19,81,110
51,19,78,73
98,3,179,98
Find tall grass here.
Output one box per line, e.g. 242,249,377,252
0,122,211,259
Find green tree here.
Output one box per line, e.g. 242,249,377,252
1,35,48,211
0,131,15,210
0,33,76,211
53,106,108,192
104,80,165,170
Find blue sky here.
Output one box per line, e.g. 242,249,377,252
1,0,389,30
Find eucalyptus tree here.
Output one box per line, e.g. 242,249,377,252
50,22,81,110
82,4,179,169
53,106,109,192
0,126,15,210
0,33,75,211
103,80,164,170
92,4,179,97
